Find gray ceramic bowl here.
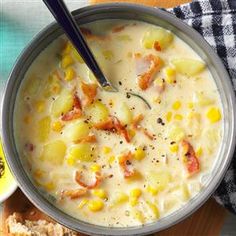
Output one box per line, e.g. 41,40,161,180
1,3,236,236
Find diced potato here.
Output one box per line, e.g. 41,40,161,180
37,116,51,142
131,209,145,223
172,183,190,201
23,76,41,96
146,201,160,219
203,128,220,154
117,35,132,41
167,125,185,142
51,89,74,117
142,27,173,50
111,192,129,206
41,140,66,165
187,112,201,136
86,101,109,123
116,102,133,125
164,196,179,211
171,58,205,76
43,74,61,98
193,92,214,106
102,50,114,60
146,170,171,192
68,143,95,162
64,121,90,142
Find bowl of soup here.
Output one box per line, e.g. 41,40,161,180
1,3,236,235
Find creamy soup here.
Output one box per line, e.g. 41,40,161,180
14,20,223,227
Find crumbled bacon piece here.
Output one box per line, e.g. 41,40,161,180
61,188,87,199
94,116,130,142
112,25,126,33
181,140,200,175
119,151,136,178
24,143,34,152
131,114,154,140
61,94,82,121
81,82,98,107
154,41,162,51
74,134,97,144
137,54,162,90
75,171,102,189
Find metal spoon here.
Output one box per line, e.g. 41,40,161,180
42,0,117,92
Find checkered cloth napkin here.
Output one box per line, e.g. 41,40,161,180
168,0,236,213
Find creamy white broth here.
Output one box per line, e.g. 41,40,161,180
14,20,222,227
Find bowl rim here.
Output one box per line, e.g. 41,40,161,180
1,2,236,235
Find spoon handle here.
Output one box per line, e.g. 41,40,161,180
42,0,113,90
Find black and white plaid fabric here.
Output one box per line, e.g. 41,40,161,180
167,0,236,213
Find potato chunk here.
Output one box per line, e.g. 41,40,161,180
86,101,109,123
146,170,171,192
64,121,90,142
116,102,133,125
171,58,205,76
51,89,74,117
68,144,95,162
41,140,66,165
37,116,51,142
142,27,173,50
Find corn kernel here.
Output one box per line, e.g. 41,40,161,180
187,111,201,121
172,101,181,110
23,115,32,124
206,107,221,123
78,198,88,209
134,148,145,161
129,129,136,138
130,188,142,198
92,189,107,199
62,42,72,55
113,192,129,205
165,112,172,122
102,50,114,60
168,125,185,142
33,169,44,178
146,201,160,219
147,185,158,196
188,102,194,109
66,155,76,166
152,97,161,104
108,155,115,164
44,182,55,191
169,143,179,153
174,114,183,120
102,146,111,154
61,55,74,69
90,164,101,172
88,199,104,212
129,197,138,206
35,100,45,113
64,67,76,81
132,210,145,223
52,121,63,132
165,67,176,84
196,147,203,158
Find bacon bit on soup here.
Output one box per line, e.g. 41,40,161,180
119,151,136,178
94,116,131,143
61,94,82,121
75,171,102,189
80,27,109,41
112,25,127,33
81,82,98,107
154,41,162,51
136,54,162,90
74,134,97,144
132,114,154,140
61,188,87,200
24,143,34,152
181,140,200,175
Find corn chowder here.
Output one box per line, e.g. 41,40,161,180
14,20,222,227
